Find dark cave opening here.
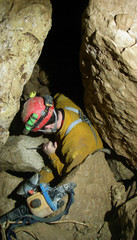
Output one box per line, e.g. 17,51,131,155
38,0,89,109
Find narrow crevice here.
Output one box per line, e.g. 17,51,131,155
38,0,89,109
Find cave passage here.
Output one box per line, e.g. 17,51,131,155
38,0,89,109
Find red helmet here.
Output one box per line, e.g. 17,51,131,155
22,95,54,134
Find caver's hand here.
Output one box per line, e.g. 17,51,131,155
43,141,57,156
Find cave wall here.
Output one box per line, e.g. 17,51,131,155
80,0,137,169
0,0,52,149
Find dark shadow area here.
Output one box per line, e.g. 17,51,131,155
103,141,137,181
105,174,137,240
9,101,24,136
38,0,89,109
103,142,137,239
104,206,121,240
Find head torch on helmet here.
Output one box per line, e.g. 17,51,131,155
23,113,39,135
22,95,54,135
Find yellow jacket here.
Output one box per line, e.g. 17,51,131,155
40,93,103,183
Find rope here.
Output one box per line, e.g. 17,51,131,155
14,227,40,240
0,220,12,240
0,224,7,240
49,220,91,229
5,219,91,240
92,148,111,155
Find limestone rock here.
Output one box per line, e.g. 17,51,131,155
118,196,137,239
106,154,134,181
0,171,23,216
114,14,134,31
110,180,137,239
58,152,116,239
0,0,52,149
80,0,137,169
0,135,48,172
111,182,127,207
111,180,137,207
23,64,50,101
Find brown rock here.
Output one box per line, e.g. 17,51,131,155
0,171,23,216
80,0,137,169
114,14,134,31
23,64,50,101
0,135,47,172
0,0,52,149
58,152,116,239
118,196,137,239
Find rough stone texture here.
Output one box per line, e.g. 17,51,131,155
12,223,74,240
0,171,23,216
80,0,137,169
0,0,52,149
0,135,48,172
118,197,137,240
23,63,50,101
111,181,137,239
106,155,134,181
0,152,116,240
56,152,116,240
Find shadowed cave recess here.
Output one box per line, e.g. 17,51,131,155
37,0,88,108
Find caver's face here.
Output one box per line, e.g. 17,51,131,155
41,122,57,134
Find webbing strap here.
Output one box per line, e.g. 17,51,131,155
64,119,82,136
87,123,97,145
65,107,79,114
40,183,57,211
64,107,97,144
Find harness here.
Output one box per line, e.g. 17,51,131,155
64,107,97,145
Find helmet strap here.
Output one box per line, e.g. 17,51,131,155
39,109,58,134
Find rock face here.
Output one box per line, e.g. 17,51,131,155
0,0,52,149
118,196,137,240
80,0,137,169
111,181,137,240
0,171,23,216
23,63,51,101
59,152,116,240
0,135,47,172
